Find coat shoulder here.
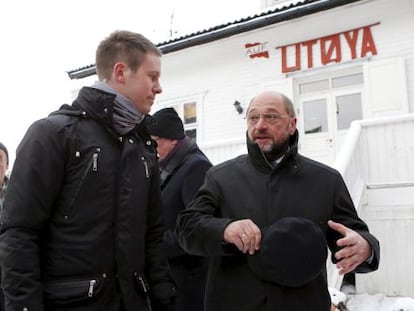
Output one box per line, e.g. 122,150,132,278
297,154,341,178
208,154,247,174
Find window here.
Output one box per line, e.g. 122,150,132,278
297,67,364,134
162,99,199,142
332,73,363,88
183,102,197,124
336,93,362,130
303,99,328,134
299,79,329,94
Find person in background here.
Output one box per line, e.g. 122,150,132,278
0,30,176,311
0,142,8,210
0,141,8,311
147,108,212,311
175,90,380,311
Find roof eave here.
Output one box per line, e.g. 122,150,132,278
158,0,363,54
67,0,364,80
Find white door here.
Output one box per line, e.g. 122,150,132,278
298,94,335,165
296,69,364,166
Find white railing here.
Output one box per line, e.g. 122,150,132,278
199,136,246,165
327,113,414,289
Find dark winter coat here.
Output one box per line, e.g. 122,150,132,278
176,131,380,311
0,87,175,311
158,138,211,311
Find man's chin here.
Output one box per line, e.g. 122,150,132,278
256,142,273,153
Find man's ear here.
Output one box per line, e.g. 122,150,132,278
289,117,297,135
113,62,127,83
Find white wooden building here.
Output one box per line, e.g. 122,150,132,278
68,0,414,297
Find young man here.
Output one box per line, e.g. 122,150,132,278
147,108,212,311
0,31,175,311
175,90,380,311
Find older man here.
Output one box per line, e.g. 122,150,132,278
175,90,379,311
147,107,212,311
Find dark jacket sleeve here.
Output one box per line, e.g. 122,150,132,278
175,169,235,257
0,119,67,310
163,157,212,259
326,173,380,273
144,158,177,308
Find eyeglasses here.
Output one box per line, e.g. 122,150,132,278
245,113,291,125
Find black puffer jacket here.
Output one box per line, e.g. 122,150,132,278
0,87,175,311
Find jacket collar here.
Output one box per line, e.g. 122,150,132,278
73,87,116,126
50,87,120,136
246,130,299,173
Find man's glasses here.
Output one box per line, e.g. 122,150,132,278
245,113,291,125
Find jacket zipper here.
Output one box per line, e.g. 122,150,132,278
137,275,153,311
65,147,100,219
141,156,150,178
92,148,100,171
88,280,97,297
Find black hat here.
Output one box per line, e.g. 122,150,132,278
248,217,327,287
0,142,8,165
147,108,185,140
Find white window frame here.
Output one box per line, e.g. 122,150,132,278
154,93,205,142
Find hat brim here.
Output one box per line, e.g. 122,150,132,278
248,217,327,287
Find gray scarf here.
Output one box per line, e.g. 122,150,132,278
92,81,144,135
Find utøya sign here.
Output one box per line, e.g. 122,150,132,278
245,23,379,74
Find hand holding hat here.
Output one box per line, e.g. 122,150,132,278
223,219,261,255
248,217,328,287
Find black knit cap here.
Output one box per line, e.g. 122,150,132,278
0,142,8,165
248,217,327,287
147,108,185,140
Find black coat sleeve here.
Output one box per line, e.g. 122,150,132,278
0,118,67,310
144,155,177,307
326,173,380,273
163,157,212,259
175,169,235,257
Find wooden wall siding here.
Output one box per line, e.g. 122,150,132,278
359,115,414,185
357,185,414,296
200,136,246,165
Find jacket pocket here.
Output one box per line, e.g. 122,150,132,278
44,273,106,305
65,147,101,217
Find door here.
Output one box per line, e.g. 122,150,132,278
296,69,364,166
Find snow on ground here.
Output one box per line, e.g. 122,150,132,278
347,293,414,311
331,285,414,311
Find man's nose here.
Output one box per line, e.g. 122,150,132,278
255,116,268,128
154,82,162,94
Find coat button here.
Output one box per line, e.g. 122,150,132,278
146,140,151,146
128,139,134,144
